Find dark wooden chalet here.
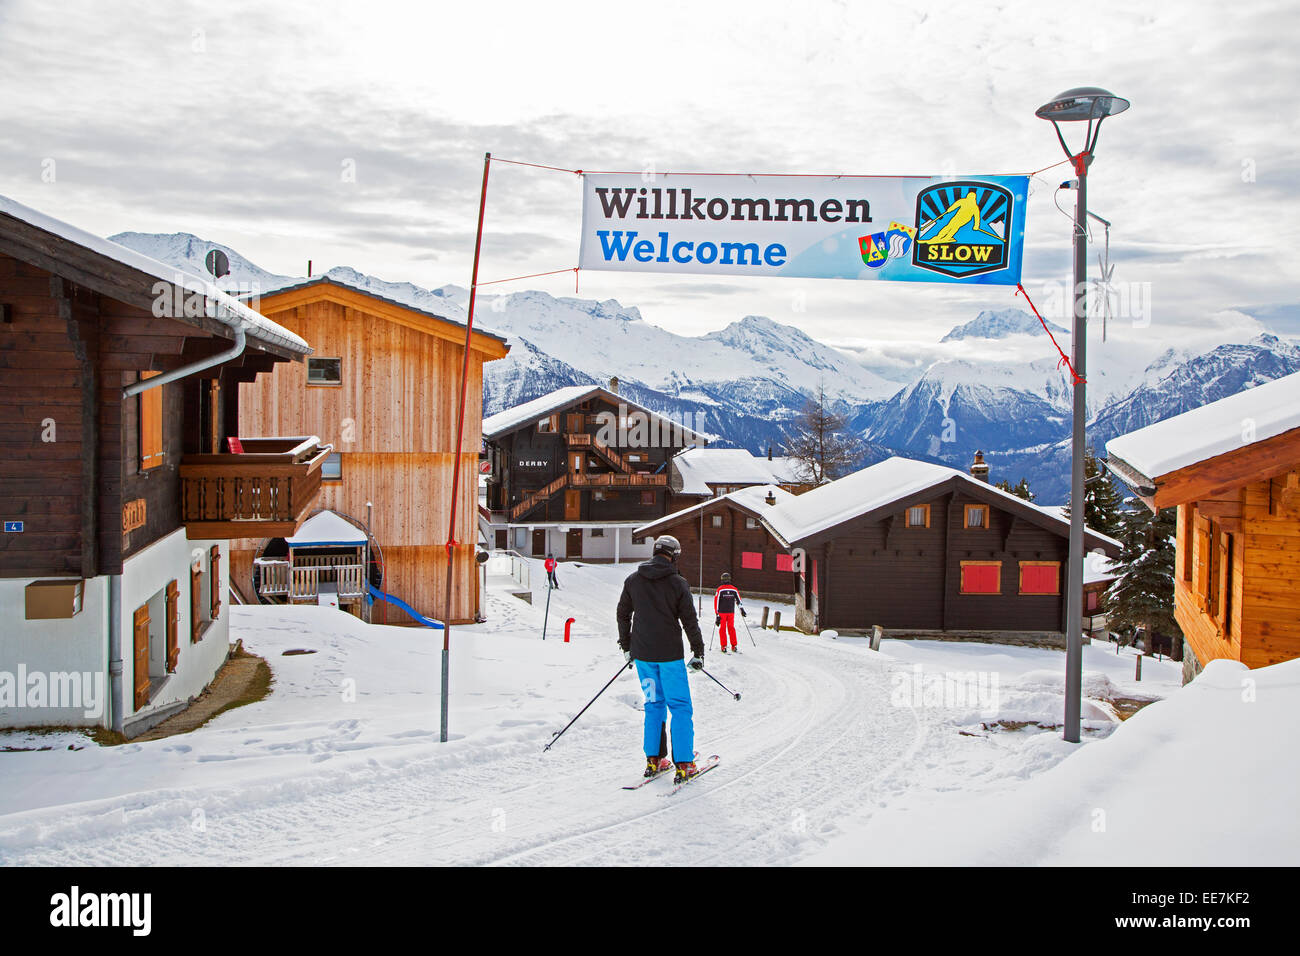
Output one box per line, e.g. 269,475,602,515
635,485,797,599
0,193,323,735
481,383,706,560
759,456,1120,643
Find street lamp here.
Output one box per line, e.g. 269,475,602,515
1035,87,1129,744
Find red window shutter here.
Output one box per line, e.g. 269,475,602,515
960,563,1000,594
165,580,179,673
812,559,819,596
209,545,222,620
1019,563,1059,595
776,554,793,573
741,551,763,570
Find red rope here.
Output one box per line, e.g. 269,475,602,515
493,155,1072,179
1016,283,1084,385
476,267,580,288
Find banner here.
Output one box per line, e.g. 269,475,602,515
579,173,1027,285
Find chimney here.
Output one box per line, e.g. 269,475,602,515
307,259,313,278
767,445,773,461
609,376,619,395
765,490,777,506
970,450,990,483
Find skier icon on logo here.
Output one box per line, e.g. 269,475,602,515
912,181,1013,278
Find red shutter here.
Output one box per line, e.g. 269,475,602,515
209,545,222,620
776,554,793,573
1019,563,1059,595
741,551,763,570
165,580,179,672
960,563,1001,594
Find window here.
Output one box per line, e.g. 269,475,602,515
590,528,605,538
745,517,759,530
537,416,555,433
741,551,763,570
960,561,1001,594
307,357,341,385
1086,589,1099,611
964,504,988,529
1018,561,1059,595
322,452,342,481
640,491,655,505
139,371,164,471
906,504,930,528
594,490,606,501
627,453,643,463
776,554,794,573
710,514,723,528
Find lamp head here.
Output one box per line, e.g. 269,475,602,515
1035,87,1130,122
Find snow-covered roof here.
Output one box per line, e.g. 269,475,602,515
762,456,1120,550
672,447,799,495
634,484,796,536
1106,371,1300,480
255,275,508,347
286,510,369,548
482,385,709,442
0,192,310,355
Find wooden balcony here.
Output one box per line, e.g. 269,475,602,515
571,472,667,488
179,436,331,539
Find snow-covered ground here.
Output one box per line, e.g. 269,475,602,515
0,559,1290,866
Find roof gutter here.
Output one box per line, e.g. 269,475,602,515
122,326,245,399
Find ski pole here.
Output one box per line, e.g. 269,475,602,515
543,660,632,752
699,667,741,701
541,579,553,640
741,614,757,647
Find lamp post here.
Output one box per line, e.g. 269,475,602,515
1035,87,1129,744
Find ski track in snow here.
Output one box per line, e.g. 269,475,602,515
0,636,922,867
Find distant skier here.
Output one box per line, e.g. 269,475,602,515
617,534,706,784
545,552,559,590
714,572,745,654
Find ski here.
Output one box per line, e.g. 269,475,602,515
622,752,697,790
661,754,721,796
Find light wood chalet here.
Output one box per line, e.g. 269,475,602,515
1106,372,1300,678
234,277,509,624
0,193,321,734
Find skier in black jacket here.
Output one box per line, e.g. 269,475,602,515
617,534,706,783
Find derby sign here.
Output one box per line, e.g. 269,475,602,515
579,173,1027,286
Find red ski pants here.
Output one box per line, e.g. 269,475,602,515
718,613,737,649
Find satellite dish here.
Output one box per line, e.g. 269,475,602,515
205,249,230,279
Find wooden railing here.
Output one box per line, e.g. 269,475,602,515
287,564,366,601
510,474,568,520
255,558,290,595
571,472,666,487
180,437,331,539
566,433,633,473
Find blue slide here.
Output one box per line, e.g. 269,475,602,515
366,583,445,630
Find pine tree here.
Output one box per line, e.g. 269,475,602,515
783,382,864,484
995,477,1036,502
1062,446,1123,537
1105,502,1182,659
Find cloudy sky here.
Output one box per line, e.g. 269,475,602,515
1,0,1295,375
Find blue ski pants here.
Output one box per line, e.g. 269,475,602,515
634,658,694,762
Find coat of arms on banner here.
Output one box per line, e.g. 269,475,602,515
858,221,917,269
912,181,1014,278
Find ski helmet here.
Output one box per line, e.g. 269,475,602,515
720,572,732,583
653,534,682,558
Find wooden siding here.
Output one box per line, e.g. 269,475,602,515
235,293,496,623
653,501,795,596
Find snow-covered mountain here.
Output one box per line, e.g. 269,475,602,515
940,307,1069,342
110,230,1300,504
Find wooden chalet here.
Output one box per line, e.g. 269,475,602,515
234,276,510,624
1106,372,1300,679
481,383,707,561
0,193,321,735
635,485,798,599
759,455,1120,642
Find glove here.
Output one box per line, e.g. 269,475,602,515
740,608,747,618
715,615,721,627
622,649,632,664
688,655,704,671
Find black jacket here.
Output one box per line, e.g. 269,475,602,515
616,555,705,662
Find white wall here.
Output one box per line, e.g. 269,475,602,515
119,529,230,724
0,576,109,728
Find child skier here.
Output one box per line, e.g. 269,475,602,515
616,534,706,784
545,552,559,589
714,572,745,654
